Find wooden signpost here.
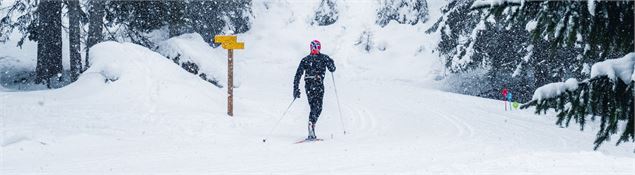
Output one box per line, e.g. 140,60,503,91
214,35,244,116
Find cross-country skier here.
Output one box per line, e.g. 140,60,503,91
293,40,336,140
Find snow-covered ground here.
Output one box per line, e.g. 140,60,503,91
1,1,633,174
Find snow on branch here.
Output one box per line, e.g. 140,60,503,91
524,52,635,105
590,53,635,84
531,78,579,101
470,0,523,10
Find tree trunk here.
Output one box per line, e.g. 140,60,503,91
35,0,63,88
86,0,105,69
68,0,82,81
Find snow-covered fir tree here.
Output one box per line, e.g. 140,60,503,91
187,0,252,42
376,0,428,27
355,30,374,53
312,0,338,26
0,0,37,44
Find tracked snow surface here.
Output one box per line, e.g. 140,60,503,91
1,1,633,174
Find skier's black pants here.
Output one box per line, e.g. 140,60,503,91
305,80,324,124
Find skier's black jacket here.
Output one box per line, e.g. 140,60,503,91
293,53,336,124
293,53,336,93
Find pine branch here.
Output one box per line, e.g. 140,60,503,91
522,75,634,150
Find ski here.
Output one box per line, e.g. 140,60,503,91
294,138,323,144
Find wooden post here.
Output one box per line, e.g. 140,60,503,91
214,35,243,117
227,49,234,116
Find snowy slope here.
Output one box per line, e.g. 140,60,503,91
1,1,633,174
155,33,230,88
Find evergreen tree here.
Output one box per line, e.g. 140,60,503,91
104,0,166,46
68,0,82,81
473,21,534,101
187,0,252,43
377,0,428,27
0,0,37,46
86,0,105,69
34,0,63,88
312,0,338,26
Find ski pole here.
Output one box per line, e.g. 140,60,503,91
263,98,297,143
331,72,347,135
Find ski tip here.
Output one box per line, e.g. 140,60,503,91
294,138,324,144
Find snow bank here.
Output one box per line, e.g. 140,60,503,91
532,78,578,100
1,41,226,152
590,52,635,84
155,33,227,87
79,41,224,107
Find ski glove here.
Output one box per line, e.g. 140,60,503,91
294,89,301,98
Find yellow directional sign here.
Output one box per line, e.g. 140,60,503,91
214,35,244,50
222,42,244,50
214,35,237,44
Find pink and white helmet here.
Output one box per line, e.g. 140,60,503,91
310,40,321,55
